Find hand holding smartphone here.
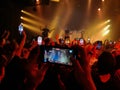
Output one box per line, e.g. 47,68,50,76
37,36,42,45
40,46,73,66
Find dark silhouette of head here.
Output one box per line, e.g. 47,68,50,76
97,51,116,75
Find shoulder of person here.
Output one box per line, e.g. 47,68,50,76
114,69,120,77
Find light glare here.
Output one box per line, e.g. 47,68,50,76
20,16,23,19
102,0,104,2
51,0,60,2
103,25,110,31
98,8,101,11
103,30,110,36
21,17,43,26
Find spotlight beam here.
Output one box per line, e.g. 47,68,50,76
21,17,43,27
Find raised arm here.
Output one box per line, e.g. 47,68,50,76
71,57,96,90
15,31,26,57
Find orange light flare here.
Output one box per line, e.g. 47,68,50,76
21,16,43,27
102,0,104,2
86,0,92,17
85,19,111,42
49,0,73,39
36,0,40,5
98,8,101,11
51,0,60,2
97,8,103,19
21,10,46,25
22,23,42,34
59,0,73,30
83,0,92,25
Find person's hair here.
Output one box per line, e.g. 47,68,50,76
97,51,116,74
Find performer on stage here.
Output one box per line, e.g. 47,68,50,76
41,26,50,39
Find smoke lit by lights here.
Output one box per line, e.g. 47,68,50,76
49,0,73,38
21,17,43,27
19,0,117,42
103,30,110,36
84,19,112,42
22,23,41,34
21,10,45,24
103,25,110,31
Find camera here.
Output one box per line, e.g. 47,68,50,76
40,45,73,66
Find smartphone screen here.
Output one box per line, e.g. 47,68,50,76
18,24,23,32
37,36,42,45
79,38,84,45
96,41,102,50
42,46,73,66
109,41,113,45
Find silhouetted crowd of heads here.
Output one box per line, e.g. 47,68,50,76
0,29,120,90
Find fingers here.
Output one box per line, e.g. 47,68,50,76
39,63,49,75
34,63,49,85
57,74,66,90
70,56,84,73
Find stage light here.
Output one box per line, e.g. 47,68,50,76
51,0,60,2
21,23,23,25
21,10,38,18
103,30,110,36
98,8,101,11
22,23,41,33
21,10,45,24
102,0,104,2
103,25,110,31
36,0,39,2
106,19,111,23
104,19,111,24
21,17,43,26
21,10,24,12
36,0,40,5
20,16,23,19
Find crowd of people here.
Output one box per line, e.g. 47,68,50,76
0,29,120,90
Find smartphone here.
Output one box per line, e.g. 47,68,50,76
79,38,84,45
109,41,113,45
96,41,102,50
37,36,42,45
61,39,64,44
18,23,23,34
59,38,64,44
40,46,73,66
